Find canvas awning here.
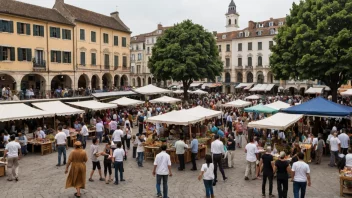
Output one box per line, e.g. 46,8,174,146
92,91,136,98
32,101,85,116
314,85,331,91
250,84,262,92
191,89,208,95
305,87,323,94
0,103,54,122
173,90,191,94
264,101,291,110
223,99,252,108
341,89,352,96
109,97,144,106
67,100,116,110
182,106,222,119
190,82,203,87
250,84,275,92
245,95,261,100
248,113,303,130
146,110,203,125
201,83,222,89
236,83,253,89
150,96,181,104
244,104,278,114
264,84,275,91
133,84,172,95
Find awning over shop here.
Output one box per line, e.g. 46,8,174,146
248,113,303,130
264,101,291,110
305,87,323,94
190,89,208,95
133,84,173,95
92,91,136,98
341,89,352,96
109,97,144,106
150,96,181,104
182,106,222,119
67,100,116,111
249,84,262,92
201,83,222,89
223,99,252,108
313,85,331,91
250,84,275,92
245,94,261,100
236,83,254,89
173,90,191,94
244,104,278,114
32,101,85,116
0,103,54,122
190,82,203,87
146,110,203,125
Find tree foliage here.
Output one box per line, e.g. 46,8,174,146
270,0,352,102
148,20,223,100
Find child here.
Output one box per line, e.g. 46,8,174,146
132,135,137,158
198,155,215,198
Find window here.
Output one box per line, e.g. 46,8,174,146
238,43,242,51
50,27,60,38
91,53,96,66
104,54,109,67
222,34,227,39
245,31,250,37
248,57,252,66
51,50,61,63
226,44,230,52
122,56,127,67
258,56,262,66
136,45,139,50
114,36,119,46
17,22,30,35
0,47,15,61
238,58,242,66
256,31,262,36
17,48,31,61
80,52,85,65
248,42,252,50
114,55,119,67
131,54,135,61
122,37,127,47
269,41,274,48
62,29,71,40
279,21,284,26
258,42,262,50
157,30,162,34
147,47,150,54
238,32,243,37
225,58,230,67
80,29,85,40
228,19,231,25
138,53,142,60
218,45,221,52
0,20,14,33
269,21,274,27
270,28,275,35
103,33,109,44
33,25,44,37
91,31,96,42
63,52,71,63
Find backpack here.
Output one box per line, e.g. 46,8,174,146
138,115,144,123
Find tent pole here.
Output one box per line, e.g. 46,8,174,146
189,124,192,139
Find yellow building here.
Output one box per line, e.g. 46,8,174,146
0,0,131,98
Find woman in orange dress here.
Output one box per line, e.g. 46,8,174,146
65,141,88,198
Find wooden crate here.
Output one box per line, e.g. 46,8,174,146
0,165,6,177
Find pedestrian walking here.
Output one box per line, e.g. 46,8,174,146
211,134,227,186
227,135,236,168
274,151,292,198
190,134,198,171
95,120,104,144
137,134,146,167
55,126,68,166
292,152,311,198
4,135,21,181
65,141,88,198
153,145,172,198
132,135,137,158
260,146,274,197
329,132,340,167
315,137,325,164
198,154,215,198
175,136,188,171
88,137,104,182
101,143,113,184
338,129,349,155
80,122,89,149
112,141,126,185
244,135,259,180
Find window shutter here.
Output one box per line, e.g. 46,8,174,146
17,22,21,34
10,47,15,61
40,26,44,37
62,29,65,39
0,21,3,32
80,30,84,40
68,52,71,63
50,27,53,37
57,28,60,38
33,25,36,36
26,48,32,61
0,47,2,60
68,30,71,40
114,36,118,46
9,21,13,33
114,56,118,67
51,51,54,62
26,24,30,35
17,48,23,61
57,51,61,63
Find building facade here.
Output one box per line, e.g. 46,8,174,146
0,0,131,98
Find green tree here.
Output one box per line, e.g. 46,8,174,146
148,20,223,100
270,0,352,102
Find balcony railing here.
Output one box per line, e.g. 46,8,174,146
104,65,110,70
33,60,46,71
122,66,129,71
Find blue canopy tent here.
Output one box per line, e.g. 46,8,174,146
282,97,352,117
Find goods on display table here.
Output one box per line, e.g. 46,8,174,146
300,143,312,163
340,168,352,196
27,138,53,155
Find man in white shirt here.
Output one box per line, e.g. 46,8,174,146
245,135,259,180
112,126,124,143
329,132,341,167
95,121,104,144
36,127,46,139
62,125,70,137
4,135,21,181
338,129,350,155
109,119,118,135
137,134,146,167
175,137,189,171
112,142,125,185
226,113,233,132
55,126,68,166
80,122,89,149
153,145,172,198
211,134,227,186
292,152,311,198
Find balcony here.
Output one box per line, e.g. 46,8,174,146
33,59,46,71
114,66,119,70
122,66,129,71
245,65,253,69
256,64,263,68
104,65,110,70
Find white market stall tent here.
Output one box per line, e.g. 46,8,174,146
133,84,172,95
150,96,181,104
147,110,203,125
92,91,136,98
245,94,261,100
264,101,291,110
305,87,323,94
191,89,208,95
32,101,85,116
67,100,116,111
109,97,145,106
0,103,54,122
223,99,252,108
173,90,191,94
182,106,222,119
341,89,352,96
248,113,303,130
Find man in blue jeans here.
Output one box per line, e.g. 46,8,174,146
55,126,68,166
153,145,172,198
291,152,311,198
112,142,125,185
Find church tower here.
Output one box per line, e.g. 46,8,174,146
225,0,239,32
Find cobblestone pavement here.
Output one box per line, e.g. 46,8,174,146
0,131,348,198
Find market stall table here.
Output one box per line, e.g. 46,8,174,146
27,139,53,155
340,170,352,196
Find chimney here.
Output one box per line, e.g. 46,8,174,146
248,21,255,29
212,31,217,36
157,23,163,30
270,17,273,20
56,0,64,4
110,11,131,32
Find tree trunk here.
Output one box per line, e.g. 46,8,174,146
183,81,191,102
330,83,338,103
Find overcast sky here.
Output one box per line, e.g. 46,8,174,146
18,0,300,35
